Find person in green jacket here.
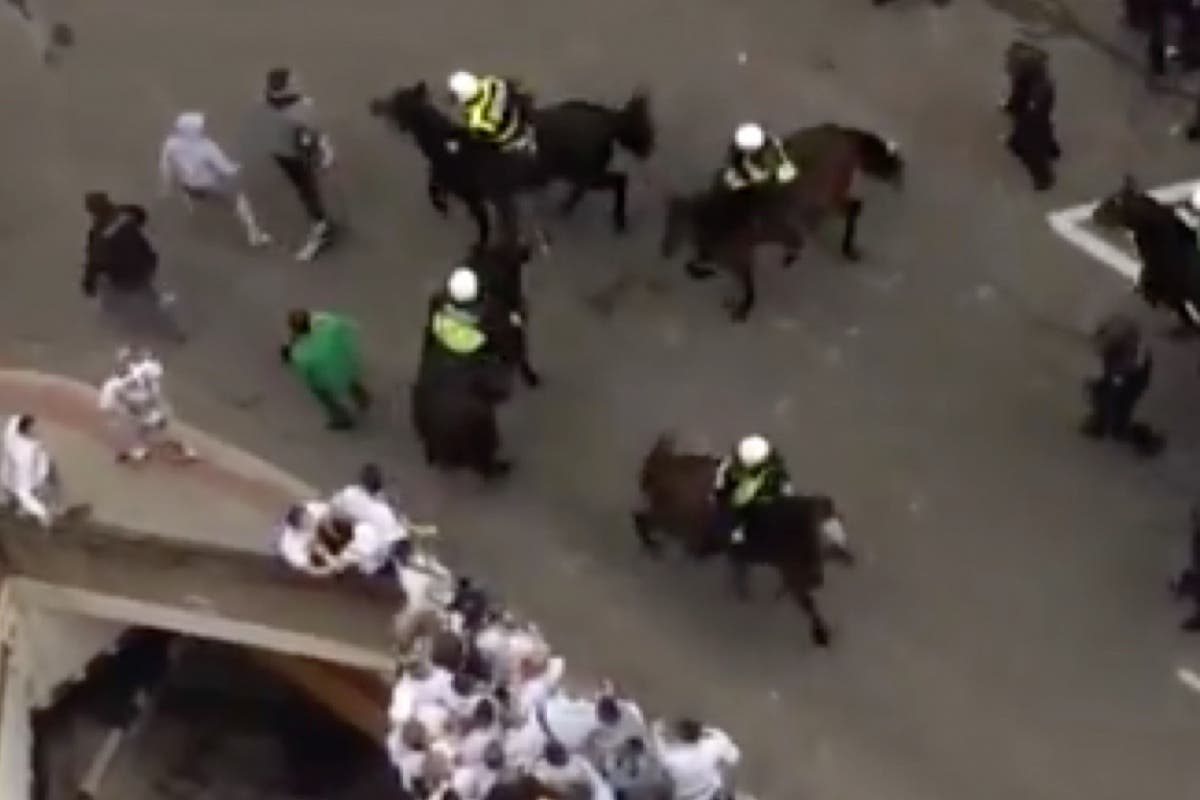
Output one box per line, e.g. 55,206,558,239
280,309,371,430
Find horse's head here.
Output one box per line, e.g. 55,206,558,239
1091,175,1146,231
661,195,695,259
369,80,441,134
616,89,657,160
850,129,905,186
807,494,853,565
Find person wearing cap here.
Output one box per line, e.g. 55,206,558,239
446,70,533,152
261,67,336,261
281,308,370,430
97,348,196,463
426,267,490,360
1001,41,1059,191
1,414,59,527
720,122,796,193
1082,314,1164,457
653,719,740,800
712,434,794,548
159,110,270,248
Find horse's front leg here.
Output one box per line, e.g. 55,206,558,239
781,221,804,269
605,171,629,233
840,197,864,261
797,589,832,647
427,172,450,216
465,197,491,247
728,258,756,322
514,327,542,388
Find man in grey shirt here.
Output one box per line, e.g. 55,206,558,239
602,736,671,800
261,67,336,261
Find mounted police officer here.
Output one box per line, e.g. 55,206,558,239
427,267,490,362
721,122,797,193
447,70,534,154
712,434,794,548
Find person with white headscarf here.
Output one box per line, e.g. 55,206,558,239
1,414,58,527
159,111,270,247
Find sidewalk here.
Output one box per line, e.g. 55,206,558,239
0,368,312,554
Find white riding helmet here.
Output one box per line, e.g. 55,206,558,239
448,71,481,104
447,267,480,303
736,434,770,468
734,122,766,153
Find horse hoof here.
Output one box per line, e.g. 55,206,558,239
728,307,750,323
482,460,513,480
813,626,832,647
843,247,863,262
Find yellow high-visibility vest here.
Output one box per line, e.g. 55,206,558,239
733,470,767,507
431,305,486,354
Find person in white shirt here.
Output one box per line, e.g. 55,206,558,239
277,501,341,576
653,719,740,800
457,697,503,765
451,740,506,800
329,462,418,544
159,111,270,248
1,414,58,527
97,348,196,463
588,693,647,765
532,741,613,800
537,691,602,754
389,661,458,736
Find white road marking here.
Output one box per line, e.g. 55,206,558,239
1046,177,1200,282
1175,666,1200,694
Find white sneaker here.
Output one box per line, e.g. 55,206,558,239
248,231,273,248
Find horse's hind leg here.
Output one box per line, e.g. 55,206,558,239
840,197,864,261
604,171,629,232
560,183,587,217
466,198,491,247
727,258,756,322
516,330,542,388
787,575,832,646
780,222,804,269
633,511,663,557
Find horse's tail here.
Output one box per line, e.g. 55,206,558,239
640,432,677,493
614,89,656,161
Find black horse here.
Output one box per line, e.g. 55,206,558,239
411,365,512,480
1092,177,1200,333
369,81,656,246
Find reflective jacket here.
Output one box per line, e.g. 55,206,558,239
715,450,792,508
723,136,797,191
464,77,525,145
430,300,488,355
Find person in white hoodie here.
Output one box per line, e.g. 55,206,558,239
98,347,196,463
159,111,270,248
1,414,58,527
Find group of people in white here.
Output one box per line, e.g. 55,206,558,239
277,467,746,800
1,347,195,526
0,347,747,800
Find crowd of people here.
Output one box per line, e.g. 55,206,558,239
274,463,746,800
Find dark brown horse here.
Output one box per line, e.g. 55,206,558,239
632,434,853,646
661,124,904,320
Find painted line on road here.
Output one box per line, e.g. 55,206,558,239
1175,666,1200,694
1045,177,1200,282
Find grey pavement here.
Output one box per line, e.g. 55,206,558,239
4,1,1200,799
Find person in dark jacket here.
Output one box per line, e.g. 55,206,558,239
81,192,182,341
1001,42,1061,191
262,67,336,261
1081,314,1164,457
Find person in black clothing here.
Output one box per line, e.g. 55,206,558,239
81,192,183,341
1081,314,1164,457
1001,42,1061,191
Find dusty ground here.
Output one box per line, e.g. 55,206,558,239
4,0,1200,797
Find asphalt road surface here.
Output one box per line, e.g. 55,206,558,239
4,1,1200,798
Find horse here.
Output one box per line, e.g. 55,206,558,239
411,364,512,480
782,123,904,260
1092,176,1200,333
465,241,542,388
533,90,656,231
661,185,804,321
370,81,540,247
660,124,903,320
632,434,853,646
370,81,656,245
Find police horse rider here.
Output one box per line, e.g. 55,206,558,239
721,122,798,196
426,266,493,367
447,70,536,155
713,434,795,549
